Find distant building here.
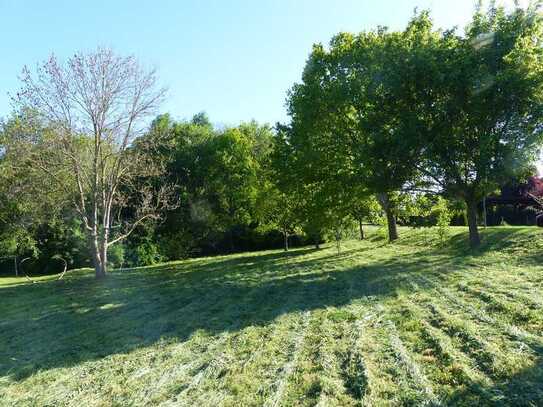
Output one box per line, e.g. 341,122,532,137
486,176,543,226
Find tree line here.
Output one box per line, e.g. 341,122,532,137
1,2,543,278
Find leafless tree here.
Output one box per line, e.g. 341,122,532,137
13,48,176,278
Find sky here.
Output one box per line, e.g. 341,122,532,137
0,0,527,126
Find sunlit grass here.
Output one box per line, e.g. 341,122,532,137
1,226,543,405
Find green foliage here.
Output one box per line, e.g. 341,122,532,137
350,194,383,225
417,4,543,245
136,113,288,258
432,197,454,244
0,112,93,273
286,12,444,241
285,5,543,247
0,113,67,253
107,243,125,269
129,241,164,267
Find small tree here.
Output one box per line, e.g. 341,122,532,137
254,124,306,251
12,48,176,278
432,197,453,244
256,185,299,251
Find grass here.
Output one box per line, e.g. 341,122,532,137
1,226,543,406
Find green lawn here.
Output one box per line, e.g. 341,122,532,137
1,227,543,406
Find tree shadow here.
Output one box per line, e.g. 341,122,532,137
448,354,543,406
451,227,540,253
0,245,437,382
1,235,542,406
394,227,543,266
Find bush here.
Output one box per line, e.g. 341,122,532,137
126,240,165,267
108,244,126,269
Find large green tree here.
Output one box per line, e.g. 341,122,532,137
140,113,275,256
419,3,543,247
287,13,439,241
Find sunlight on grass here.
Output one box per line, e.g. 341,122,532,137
1,227,543,405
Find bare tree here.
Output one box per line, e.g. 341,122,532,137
13,48,176,278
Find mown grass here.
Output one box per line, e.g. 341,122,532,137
1,226,543,406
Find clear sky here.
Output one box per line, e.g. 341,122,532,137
0,0,525,126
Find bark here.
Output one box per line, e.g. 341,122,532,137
385,209,398,242
466,199,481,248
482,196,487,228
358,219,365,240
93,255,106,278
91,233,107,279
100,241,108,277
378,192,398,242
283,231,289,251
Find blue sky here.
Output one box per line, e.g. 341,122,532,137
0,0,522,126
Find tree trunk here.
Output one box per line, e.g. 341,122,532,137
100,242,108,276
313,231,321,249
93,254,106,278
93,254,106,279
385,208,398,242
482,196,487,228
378,192,398,242
466,199,481,248
358,219,365,240
91,234,107,279
283,231,289,251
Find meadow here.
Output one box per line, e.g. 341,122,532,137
1,226,543,406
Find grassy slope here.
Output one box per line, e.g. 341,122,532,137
1,226,543,406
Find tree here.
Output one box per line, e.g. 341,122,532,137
256,185,299,251
139,115,274,257
201,127,260,246
419,3,543,247
0,112,97,275
287,13,438,242
12,48,175,278
349,192,382,240
257,125,301,251
0,113,58,262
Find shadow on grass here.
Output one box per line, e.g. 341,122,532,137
1,230,543,405
0,245,435,382
448,357,543,405
395,226,543,262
